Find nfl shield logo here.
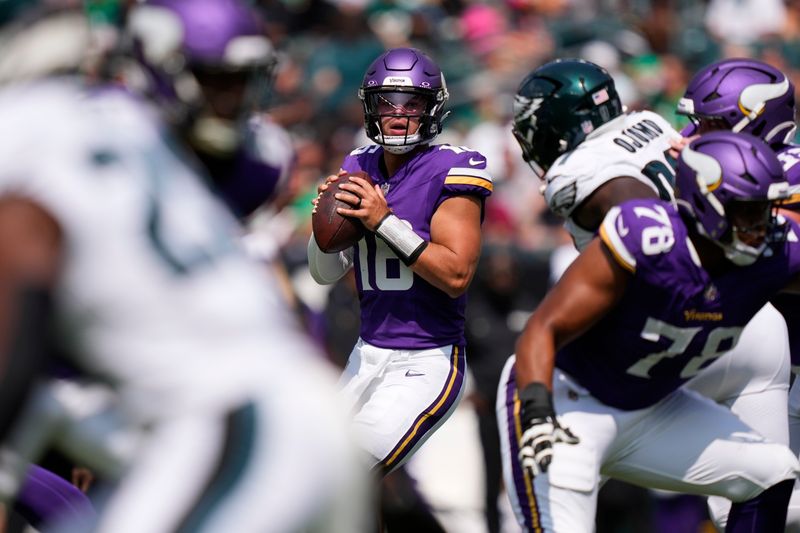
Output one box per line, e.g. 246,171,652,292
381,183,391,195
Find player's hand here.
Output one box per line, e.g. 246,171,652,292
668,135,699,159
312,170,347,213
337,175,390,231
518,382,579,477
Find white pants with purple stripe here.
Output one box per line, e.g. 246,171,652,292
497,355,800,533
339,338,466,475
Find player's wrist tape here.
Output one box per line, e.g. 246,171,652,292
375,213,428,266
518,382,555,426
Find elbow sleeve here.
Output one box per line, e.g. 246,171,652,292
307,234,353,285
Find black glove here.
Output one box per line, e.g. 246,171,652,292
518,382,579,477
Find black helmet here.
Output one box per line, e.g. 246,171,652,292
512,58,623,178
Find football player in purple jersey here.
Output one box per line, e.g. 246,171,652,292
676,57,800,530
307,47,493,474
126,0,294,221
502,131,800,532
501,58,796,532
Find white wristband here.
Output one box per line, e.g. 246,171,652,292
375,214,428,265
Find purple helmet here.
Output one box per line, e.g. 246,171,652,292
677,58,796,145
358,47,449,154
127,0,277,155
676,131,790,265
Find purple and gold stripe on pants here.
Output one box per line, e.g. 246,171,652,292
504,363,544,532
376,345,465,476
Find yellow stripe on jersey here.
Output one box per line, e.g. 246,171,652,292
599,207,636,273
444,176,494,191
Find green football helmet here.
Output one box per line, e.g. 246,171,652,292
512,58,623,178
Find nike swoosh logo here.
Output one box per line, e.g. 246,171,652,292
405,370,425,377
469,157,485,166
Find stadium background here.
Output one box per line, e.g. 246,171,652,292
241,0,798,531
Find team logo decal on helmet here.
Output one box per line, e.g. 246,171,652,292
678,58,796,144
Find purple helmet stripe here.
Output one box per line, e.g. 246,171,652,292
377,345,465,475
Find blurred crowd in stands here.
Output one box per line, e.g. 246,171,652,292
243,1,800,531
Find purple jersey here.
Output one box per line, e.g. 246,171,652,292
771,142,800,370
556,198,800,410
340,144,492,349
212,117,294,218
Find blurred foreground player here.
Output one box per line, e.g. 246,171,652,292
0,1,366,532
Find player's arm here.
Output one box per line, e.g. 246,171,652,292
571,176,658,234
0,196,61,439
514,238,630,391
514,237,629,476
406,195,481,298
306,235,354,285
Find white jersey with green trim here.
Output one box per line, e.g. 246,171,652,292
543,110,681,250
0,79,315,420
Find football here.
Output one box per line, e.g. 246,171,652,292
312,170,374,253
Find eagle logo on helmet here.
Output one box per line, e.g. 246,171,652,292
513,95,544,126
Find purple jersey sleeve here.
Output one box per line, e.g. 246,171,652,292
557,199,800,409
337,144,492,349
776,143,800,208
768,143,800,369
